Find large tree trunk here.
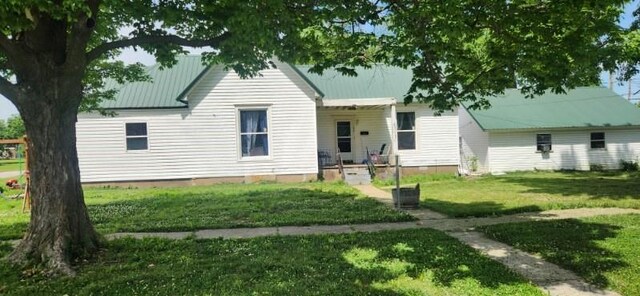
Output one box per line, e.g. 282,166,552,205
8,94,100,275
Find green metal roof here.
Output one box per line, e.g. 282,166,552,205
294,65,413,100
463,87,640,131
101,56,209,109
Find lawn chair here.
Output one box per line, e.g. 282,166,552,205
377,144,389,164
369,144,390,164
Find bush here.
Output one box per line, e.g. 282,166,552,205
590,163,605,172
620,160,639,172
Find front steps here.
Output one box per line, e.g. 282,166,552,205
343,166,372,185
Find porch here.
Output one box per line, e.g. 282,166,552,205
316,98,399,168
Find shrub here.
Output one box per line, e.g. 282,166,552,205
589,163,605,172
620,160,639,172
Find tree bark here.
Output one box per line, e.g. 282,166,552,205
8,89,100,275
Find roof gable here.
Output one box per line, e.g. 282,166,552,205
101,56,209,109
463,87,640,130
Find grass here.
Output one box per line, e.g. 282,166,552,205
375,171,640,217
0,229,544,295
0,182,414,240
0,159,23,173
480,214,640,296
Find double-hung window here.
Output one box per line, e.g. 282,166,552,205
397,112,416,150
591,132,605,149
125,123,148,151
536,133,552,152
239,109,269,157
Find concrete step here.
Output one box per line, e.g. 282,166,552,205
343,168,372,185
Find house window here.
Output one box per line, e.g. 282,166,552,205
240,109,269,157
125,123,148,151
536,133,552,152
591,132,605,149
397,112,416,150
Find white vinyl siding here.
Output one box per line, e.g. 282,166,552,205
76,62,318,183
392,105,459,167
458,108,490,172
487,129,640,173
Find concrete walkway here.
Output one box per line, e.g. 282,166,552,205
0,170,20,179
352,185,624,296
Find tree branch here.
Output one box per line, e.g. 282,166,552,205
0,33,17,57
0,75,19,104
86,32,231,62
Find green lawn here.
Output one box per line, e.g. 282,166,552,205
375,171,640,217
0,229,544,295
0,182,414,240
480,214,640,296
0,159,24,172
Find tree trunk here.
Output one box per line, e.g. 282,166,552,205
8,96,100,275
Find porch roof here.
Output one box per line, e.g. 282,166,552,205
317,98,396,109
293,65,412,101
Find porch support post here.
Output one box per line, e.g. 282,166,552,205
390,102,398,165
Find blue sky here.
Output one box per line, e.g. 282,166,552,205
1,1,639,120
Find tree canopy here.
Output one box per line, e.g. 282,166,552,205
0,115,25,139
0,0,633,275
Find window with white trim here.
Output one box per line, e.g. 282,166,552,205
397,112,416,150
239,109,269,157
125,123,148,151
591,132,605,149
536,133,551,152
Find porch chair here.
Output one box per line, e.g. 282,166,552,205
370,144,390,164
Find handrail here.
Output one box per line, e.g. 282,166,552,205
365,148,376,178
336,148,345,180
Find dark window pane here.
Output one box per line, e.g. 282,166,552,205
337,138,352,153
337,122,351,137
536,134,551,143
397,112,415,131
126,138,148,150
241,134,269,156
591,141,605,149
591,132,605,141
398,132,416,150
126,123,147,136
241,110,268,133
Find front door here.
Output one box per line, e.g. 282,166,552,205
336,121,353,163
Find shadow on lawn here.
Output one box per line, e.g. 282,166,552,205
500,171,640,200
482,219,628,288
0,229,540,295
422,198,543,218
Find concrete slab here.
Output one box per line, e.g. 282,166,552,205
106,232,193,240
277,225,354,236
195,227,278,239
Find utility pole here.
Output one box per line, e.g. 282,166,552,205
628,79,633,101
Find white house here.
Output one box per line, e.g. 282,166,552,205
459,87,640,174
76,56,459,184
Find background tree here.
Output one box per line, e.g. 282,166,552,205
0,119,6,139
3,115,25,139
0,0,629,274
